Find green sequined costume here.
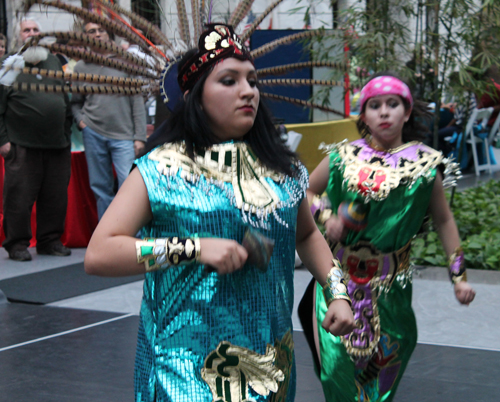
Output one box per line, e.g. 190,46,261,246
134,141,308,402
315,138,459,402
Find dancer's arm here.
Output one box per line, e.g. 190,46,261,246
429,171,476,305
306,155,330,203
85,168,247,277
307,155,347,242
296,199,355,336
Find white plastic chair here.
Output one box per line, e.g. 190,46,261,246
465,107,493,176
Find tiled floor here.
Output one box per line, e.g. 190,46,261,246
1,170,499,401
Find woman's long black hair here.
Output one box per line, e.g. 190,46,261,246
356,71,432,143
144,49,299,177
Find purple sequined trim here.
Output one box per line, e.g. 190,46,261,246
352,138,436,169
450,251,464,274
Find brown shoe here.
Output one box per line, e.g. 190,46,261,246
8,249,32,261
37,242,71,257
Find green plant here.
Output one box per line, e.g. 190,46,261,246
302,0,500,140
412,179,500,270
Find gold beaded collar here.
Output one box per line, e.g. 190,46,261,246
149,141,285,213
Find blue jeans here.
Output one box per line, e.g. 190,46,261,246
82,126,135,219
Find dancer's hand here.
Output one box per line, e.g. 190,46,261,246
324,216,348,243
199,238,248,275
322,299,355,336
454,282,476,305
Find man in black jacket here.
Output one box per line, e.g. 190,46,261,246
0,19,73,261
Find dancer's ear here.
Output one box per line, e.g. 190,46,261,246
404,107,412,123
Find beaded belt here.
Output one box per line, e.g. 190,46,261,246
329,240,411,290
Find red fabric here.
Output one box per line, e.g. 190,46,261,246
0,151,98,248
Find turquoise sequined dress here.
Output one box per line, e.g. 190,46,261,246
134,141,308,402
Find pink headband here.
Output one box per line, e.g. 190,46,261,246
359,76,413,111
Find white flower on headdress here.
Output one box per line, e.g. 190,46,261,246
205,32,221,50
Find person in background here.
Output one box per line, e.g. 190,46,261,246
477,66,500,128
71,20,147,219
0,33,7,58
434,72,477,155
0,19,72,261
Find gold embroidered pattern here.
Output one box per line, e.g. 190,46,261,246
331,241,411,292
344,284,381,359
201,341,284,402
330,241,411,358
148,142,307,230
270,330,294,402
334,141,444,201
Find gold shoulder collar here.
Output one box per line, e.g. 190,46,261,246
148,142,308,228
149,141,283,182
333,140,448,201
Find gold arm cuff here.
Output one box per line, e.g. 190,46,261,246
448,246,467,284
193,236,201,262
136,237,201,272
323,259,351,306
136,239,154,264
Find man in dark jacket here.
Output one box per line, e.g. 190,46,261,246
0,19,73,261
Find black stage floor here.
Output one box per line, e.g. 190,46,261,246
0,263,143,304
1,302,498,402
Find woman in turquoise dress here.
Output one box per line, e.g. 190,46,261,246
301,72,476,402
84,24,354,402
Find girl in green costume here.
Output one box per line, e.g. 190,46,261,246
299,72,476,402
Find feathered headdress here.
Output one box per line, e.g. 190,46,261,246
2,0,348,116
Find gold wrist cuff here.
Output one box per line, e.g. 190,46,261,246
323,259,351,306
136,236,201,272
448,246,467,284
